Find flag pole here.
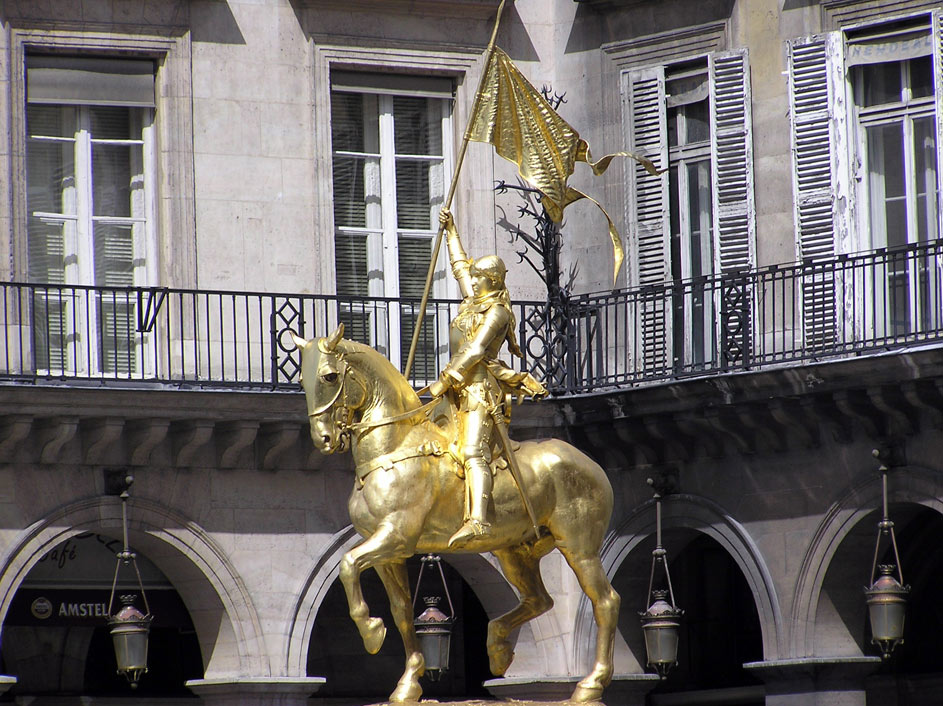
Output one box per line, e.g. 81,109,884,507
404,0,508,379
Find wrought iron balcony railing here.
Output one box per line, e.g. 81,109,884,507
2,239,942,395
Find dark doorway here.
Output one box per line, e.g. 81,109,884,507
307,555,491,700
645,533,764,705
0,533,203,699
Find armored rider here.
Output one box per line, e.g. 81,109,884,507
429,208,547,548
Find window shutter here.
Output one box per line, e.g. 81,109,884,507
934,10,943,219
709,49,755,367
709,49,755,272
788,34,846,349
626,66,670,372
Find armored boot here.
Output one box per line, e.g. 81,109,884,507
448,456,493,548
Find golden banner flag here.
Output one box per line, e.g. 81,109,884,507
468,47,660,284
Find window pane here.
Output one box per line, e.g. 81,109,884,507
686,160,713,278
861,61,903,107
27,140,76,216
868,123,907,248
331,93,377,153
913,116,939,243
28,219,68,284
93,143,142,218
335,234,369,297
397,236,431,297
89,106,133,139
395,159,444,230
909,56,933,100
393,96,442,156
28,104,76,138
684,99,709,144
94,223,134,287
332,155,381,229
667,106,680,149
97,293,136,375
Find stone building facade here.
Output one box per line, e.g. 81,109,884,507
1,0,942,704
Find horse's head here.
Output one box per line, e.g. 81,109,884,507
291,324,366,454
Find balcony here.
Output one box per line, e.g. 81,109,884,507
2,239,942,396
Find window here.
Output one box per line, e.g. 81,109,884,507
626,50,755,375
329,72,452,377
25,55,156,376
667,62,716,369
853,50,939,335
788,11,943,347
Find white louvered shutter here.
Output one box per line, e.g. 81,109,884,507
626,67,670,373
709,49,755,367
934,10,943,215
788,34,846,350
709,50,755,273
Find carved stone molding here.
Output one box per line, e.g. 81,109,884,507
37,417,79,465
127,419,171,467
0,416,33,460
83,418,125,466
173,420,215,468
217,421,260,469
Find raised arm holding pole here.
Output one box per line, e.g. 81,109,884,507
403,0,508,379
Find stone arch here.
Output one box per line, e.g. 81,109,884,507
285,525,568,677
575,493,784,671
791,466,943,656
0,496,266,677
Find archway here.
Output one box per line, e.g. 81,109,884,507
306,555,492,699
289,526,569,686
1,533,202,696
815,504,943,704
0,497,266,683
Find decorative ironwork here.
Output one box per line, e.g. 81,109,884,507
2,239,943,395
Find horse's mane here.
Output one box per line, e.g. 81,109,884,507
336,338,422,413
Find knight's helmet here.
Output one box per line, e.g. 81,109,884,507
471,254,507,289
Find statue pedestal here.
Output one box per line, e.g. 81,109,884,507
484,674,662,704
187,677,325,705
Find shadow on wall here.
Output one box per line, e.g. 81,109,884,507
565,0,737,53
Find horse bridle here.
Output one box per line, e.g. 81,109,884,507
306,351,364,447
306,349,440,442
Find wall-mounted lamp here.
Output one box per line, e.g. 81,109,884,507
106,473,154,687
639,478,683,679
413,554,455,681
865,450,908,659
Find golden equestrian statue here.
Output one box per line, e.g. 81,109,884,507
291,277,620,703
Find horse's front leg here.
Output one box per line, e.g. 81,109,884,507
339,520,412,656
376,561,424,702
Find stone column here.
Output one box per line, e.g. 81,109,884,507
186,677,325,706
744,656,881,706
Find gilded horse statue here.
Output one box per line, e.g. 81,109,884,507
292,324,620,703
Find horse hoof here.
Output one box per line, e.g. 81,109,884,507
389,682,422,703
570,683,605,703
362,617,386,654
487,641,514,676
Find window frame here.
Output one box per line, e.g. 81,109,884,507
313,44,485,381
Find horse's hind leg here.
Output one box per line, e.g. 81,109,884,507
488,537,556,677
558,546,621,703
375,562,424,703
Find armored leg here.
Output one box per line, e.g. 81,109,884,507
448,455,493,547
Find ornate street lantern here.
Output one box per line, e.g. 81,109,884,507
639,479,682,678
865,452,908,659
107,474,154,687
413,555,455,680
